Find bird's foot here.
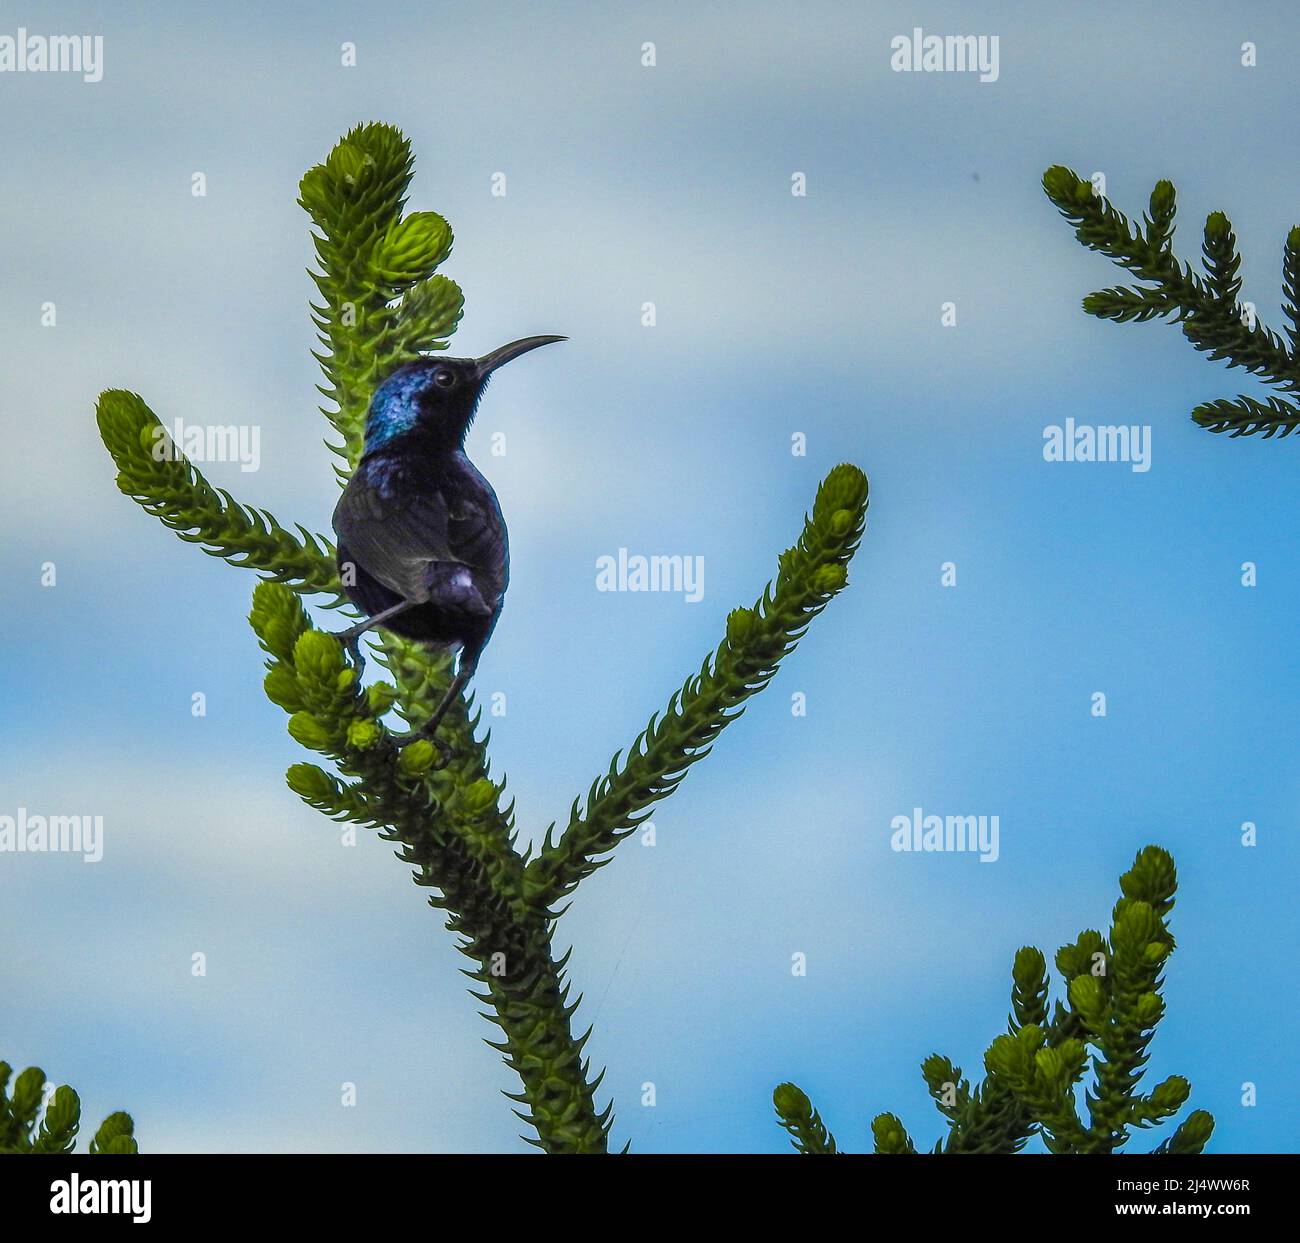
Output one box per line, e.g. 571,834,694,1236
328,630,366,676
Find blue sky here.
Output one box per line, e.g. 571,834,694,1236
1,1,1296,1153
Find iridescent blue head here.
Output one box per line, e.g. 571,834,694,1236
362,336,566,453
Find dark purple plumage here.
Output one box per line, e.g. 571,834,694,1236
330,338,563,741
335,443,507,669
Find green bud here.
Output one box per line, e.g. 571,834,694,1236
1113,900,1161,954
1178,1110,1215,1151
264,665,304,712
828,508,855,537
812,463,868,524
1135,992,1164,1026
397,738,438,777
1149,179,1175,217
1120,845,1176,907
346,719,381,751
1013,945,1047,986
772,1082,811,1118
1057,929,1107,981
1150,1075,1190,1110
870,1112,912,1154
984,1031,1022,1078
725,607,756,646
1204,211,1231,242
1042,164,1082,204
326,140,367,185
12,1066,46,1114
461,779,498,815
813,563,847,594
1034,1045,1072,1088
1068,973,1106,1023
249,582,309,663
287,711,333,752
366,681,400,717
42,1085,80,1138
285,762,336,801
293,630,344,685
1034,1040,1086,1086
1289,226,1300,253
920,1054,958,1095
90,1111,137,1155
374,211,453,281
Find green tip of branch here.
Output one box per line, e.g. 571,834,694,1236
298,121,413,224
1148,1075,1191,1115
813,462,869,522
1150,179,1176,217
871,1112,916,1154
98,394,341,600
89,1111,138,1155
1012,945,1047,988
527,461,871,908
1042,164,1092,211
2,1060,138,1154
1204,210,1232,243
772,1081,810,1116
1166,1110,1215,1154
1011,945,1050,1028
249,582,312,663
1192,395,1300,438
286,762,336,801
94,387,159,481
1120,845,1177,913
920,1053,959,1096
773,1083,838,1154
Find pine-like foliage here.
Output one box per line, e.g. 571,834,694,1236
0,1062,137,1154
1043,165,1300,437
773,847,1214,1155
94,123,869,1153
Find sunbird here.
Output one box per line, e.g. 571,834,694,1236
331,336,565,747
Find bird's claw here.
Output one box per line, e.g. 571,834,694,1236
329,631,367,677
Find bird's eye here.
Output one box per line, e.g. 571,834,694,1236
433,369,455,389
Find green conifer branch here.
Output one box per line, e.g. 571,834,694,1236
96,390,342,601
0,1062,137,1154
778,847,1212,1155
93,122,867,1153
249,583,608,1151
1152,1110,1215,1155
524,464,869,910
917,1054,1031,1155
871,1113,917,1154
772,1083,838,1154
299,123,464,472
985,1026,1091,1153
1043,164,1300,437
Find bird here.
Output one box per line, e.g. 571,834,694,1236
330,335,565,749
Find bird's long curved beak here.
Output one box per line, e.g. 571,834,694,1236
476,335,567,378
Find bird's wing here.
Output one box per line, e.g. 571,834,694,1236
446,487,507,586
333,457,505,603
333,459,453,601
